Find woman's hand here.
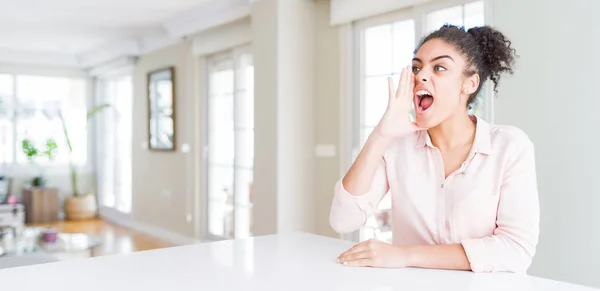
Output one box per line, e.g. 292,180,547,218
373,66,424,140
336,239,410,268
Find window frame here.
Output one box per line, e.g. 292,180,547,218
346,0,493,242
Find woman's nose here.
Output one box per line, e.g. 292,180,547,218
415,71,429,82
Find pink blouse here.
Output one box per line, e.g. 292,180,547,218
329,116,540,273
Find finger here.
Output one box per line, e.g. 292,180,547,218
395,67,406,99
403,65,412,100
337,242,369,260
340,250,373,262
387,76,394,102
336,248,355,262
407,69,415,101
400,66,408,99
338,243,364,258
343,258,373,267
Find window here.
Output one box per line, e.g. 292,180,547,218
148,69,175,150
96,76,133,214
0,74,88,167
353,1,486,242
205,45,254,240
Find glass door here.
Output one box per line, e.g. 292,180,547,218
96,76,133,214
205,45,254,240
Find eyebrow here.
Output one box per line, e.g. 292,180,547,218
412,55,455,63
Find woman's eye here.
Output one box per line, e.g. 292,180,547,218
434,65,446,71
412,66,420,73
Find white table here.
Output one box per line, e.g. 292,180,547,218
0,252,59,269
0,232,596,290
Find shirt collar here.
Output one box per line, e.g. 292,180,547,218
416,115,492,155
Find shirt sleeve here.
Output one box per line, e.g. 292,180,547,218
329,158,390,234
461,138,540,273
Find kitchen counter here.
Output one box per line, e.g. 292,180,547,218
0,232,596,290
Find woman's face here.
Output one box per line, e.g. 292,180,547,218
411,38,478,128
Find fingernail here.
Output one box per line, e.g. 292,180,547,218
343,261,348,265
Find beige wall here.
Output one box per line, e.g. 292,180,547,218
251,0,318,235
132,42,199,238
250,0,279,236
314,0,340,238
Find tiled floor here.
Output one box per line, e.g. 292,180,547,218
27,218,174,257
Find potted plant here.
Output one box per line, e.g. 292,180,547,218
20,137,60,223
60,104,111,220
21,138,58,187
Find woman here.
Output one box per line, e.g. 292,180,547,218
330,24,539,273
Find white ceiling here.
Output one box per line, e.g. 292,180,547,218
0,0,231,68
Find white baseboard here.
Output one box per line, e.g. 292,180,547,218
98,207,200,246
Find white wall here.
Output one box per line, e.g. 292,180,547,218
330,0,432,25
190,17,252,56
492,0,600,288
314,0,342,238
276,0,316,234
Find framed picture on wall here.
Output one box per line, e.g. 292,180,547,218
147,66,176,151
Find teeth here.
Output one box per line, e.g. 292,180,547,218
416,90,431,96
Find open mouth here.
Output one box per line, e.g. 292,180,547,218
416,90,434,112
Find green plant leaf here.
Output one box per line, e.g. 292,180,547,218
87,103,111,120
58,112,73,153
61,103,111,197
21,138,39,162
43,138,58,160
70,165,78,196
